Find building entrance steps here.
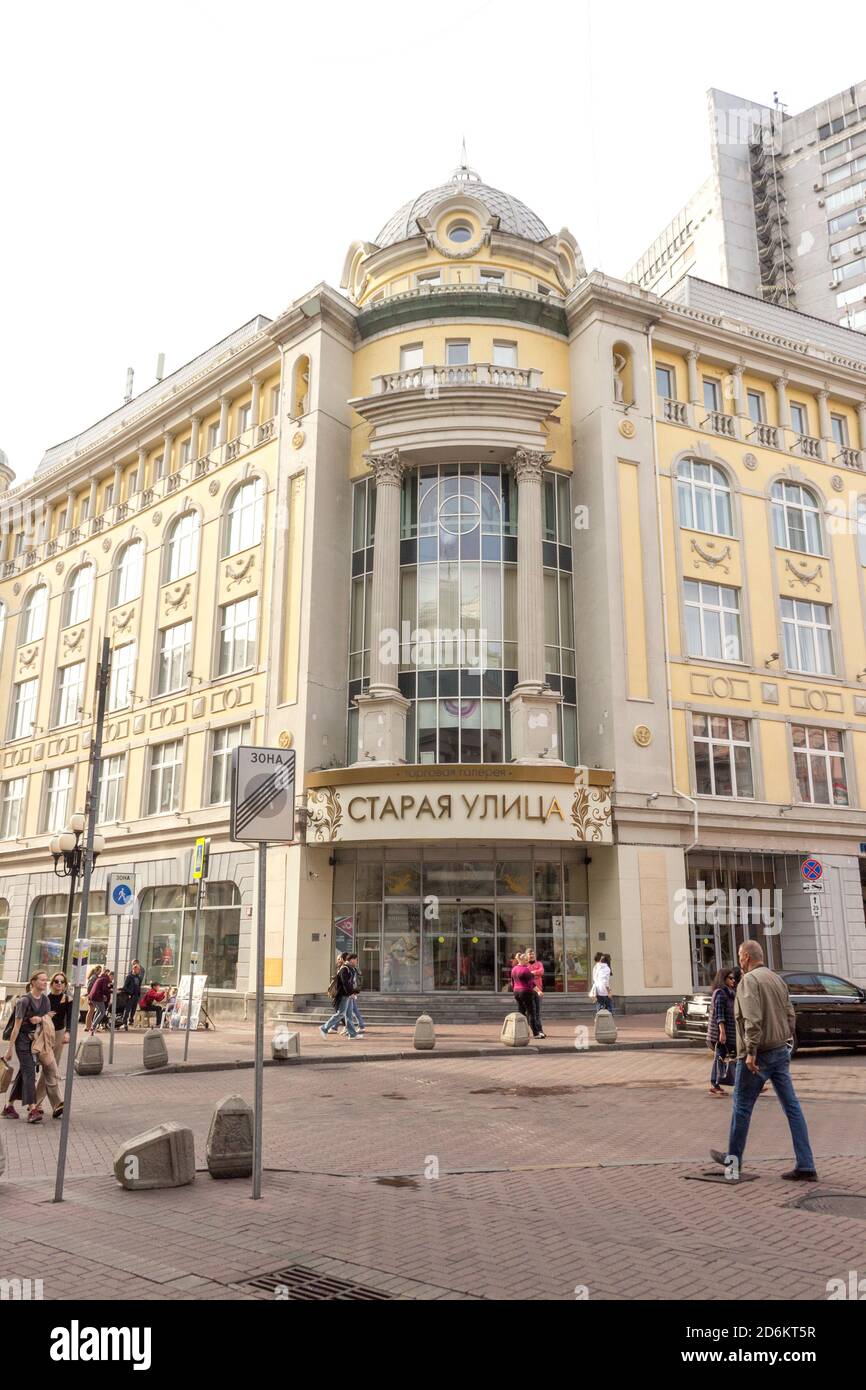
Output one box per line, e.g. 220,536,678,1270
276,992,599,1026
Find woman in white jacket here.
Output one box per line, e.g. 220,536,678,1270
591,954,614,1014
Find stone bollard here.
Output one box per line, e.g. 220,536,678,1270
594,1009,617,1044
142,1030,169,1070
74,1035,104,1075
113,1122,195,1190
206,1094,254,1179
271,1027,300,1060
664,1004,679,1039
501,1011,531,1047
413,1014,435,1050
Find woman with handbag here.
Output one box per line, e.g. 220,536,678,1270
707,967,737,1096
2,970,64,1123
35,971,71,1108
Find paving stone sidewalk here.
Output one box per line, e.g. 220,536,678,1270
1,1047,863,1301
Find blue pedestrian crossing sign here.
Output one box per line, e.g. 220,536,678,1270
800,857,823,882
107,873,136,915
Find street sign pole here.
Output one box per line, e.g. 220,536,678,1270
109,911,121,1065
106,873,136,1065
183,837,209,1062
252,840,267,1200
54,635,110,1203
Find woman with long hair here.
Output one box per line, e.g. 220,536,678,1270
707,966,737,1096
35,970,71,1109
2,970,64,1123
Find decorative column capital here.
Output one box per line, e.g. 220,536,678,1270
510,448,552,484
775,375,788,390
688,347,700,361
817,387,829,401
364,449,405,488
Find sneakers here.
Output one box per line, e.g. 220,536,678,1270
52,1104,64,1120
2,1104,18,1119
781,1168,819,1182
536,1031,547,1039
319,1025,330,1038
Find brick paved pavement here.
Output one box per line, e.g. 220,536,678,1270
1,1046,863,1301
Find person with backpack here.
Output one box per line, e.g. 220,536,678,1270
87,967,113,1032
319,953,360,1039
2,970,64,1122
707,967,737,1096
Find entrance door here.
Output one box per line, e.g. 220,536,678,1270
423,904,496,990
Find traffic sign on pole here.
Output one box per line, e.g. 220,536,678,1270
191,836,210,882
801,880,824,893
800,857,823,883
810,894,822,918
230,747,296,844
107,872,135,914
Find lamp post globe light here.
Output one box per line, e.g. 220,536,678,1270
50,814,105,974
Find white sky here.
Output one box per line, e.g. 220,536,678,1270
2,0,864,483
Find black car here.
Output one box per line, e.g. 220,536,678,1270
666,971,866,1056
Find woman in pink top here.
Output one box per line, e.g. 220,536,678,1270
510,953,542,1038
525,949,547,1039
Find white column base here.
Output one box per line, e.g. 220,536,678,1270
352,686,410,766
508,684,564,765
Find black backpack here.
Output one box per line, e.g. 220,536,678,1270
2,996,21,1041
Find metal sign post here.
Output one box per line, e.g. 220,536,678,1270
54,636,110,1204
229,746,296,1201
107,873,135,1066
183,837,209,1062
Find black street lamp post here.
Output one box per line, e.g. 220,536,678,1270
50,813,104,975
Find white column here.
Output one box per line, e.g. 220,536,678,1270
731,364,746,417
250,378,262,429
188,415,201,462
817,389,832,443
352,450,409,765
87,478,98,517
219,396,231,446
508,448,563,764
65,488,75,530
162,431,174,476
112,464,123,504
775,376,790,430
858,402,866,454
687,350,701,406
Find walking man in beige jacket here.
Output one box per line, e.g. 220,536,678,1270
710,940,817,1183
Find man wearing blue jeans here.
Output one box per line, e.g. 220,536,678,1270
710,940,817,1183
319,955,360,1040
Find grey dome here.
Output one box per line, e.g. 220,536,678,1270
376,170,551,248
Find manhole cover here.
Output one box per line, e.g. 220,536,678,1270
794,1193,866,1220
244,1265,394,1300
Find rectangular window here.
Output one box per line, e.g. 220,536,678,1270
104,484,114,509
747,389,766,424
400,343,423,372
536,282,551,296
655,365,675,399
207,422,220,451
153,454,166,481
703,378,721,412
492,341,517,367
415,270,442,288
179,438,191,468
0,777,27,838
270,385,280,417
781,598,834,675
683,581,742,662
80,498,90,523
480,268,504,285
147,740,184,816
792,724,848,805
109,642,136,712
831,413,849,446
157,622,191,696
208,723,250,805
10,679,38,740
693,714,754,798
97,753,126,824
53,662,85,728
217,596,258,676
790,402,809,435
238,403,252,434
13,532,24,556
445,340,470,366
43,766,73,834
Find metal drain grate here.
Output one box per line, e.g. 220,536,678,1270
794,1193,866,1220
244,1264,395,1300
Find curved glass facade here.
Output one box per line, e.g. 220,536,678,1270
346,464,576,764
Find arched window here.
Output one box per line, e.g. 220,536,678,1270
771,481,823,555
164,511,200,584
112,539,143,606
62,565,94,627
19,585,48,644
27,892,109,976
676,460,733,536
224,478,264,557
137,881,241,989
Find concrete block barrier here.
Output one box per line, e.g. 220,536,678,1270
206,1094,253,1179
113,1122,195,1190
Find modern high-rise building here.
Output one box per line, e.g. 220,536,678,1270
2,161,866,1024
627,82,866,328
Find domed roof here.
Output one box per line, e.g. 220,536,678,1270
375,163,551,248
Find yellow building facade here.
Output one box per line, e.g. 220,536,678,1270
1,165,865,1016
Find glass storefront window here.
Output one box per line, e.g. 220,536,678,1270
28,893,109,975
137,882,240,989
